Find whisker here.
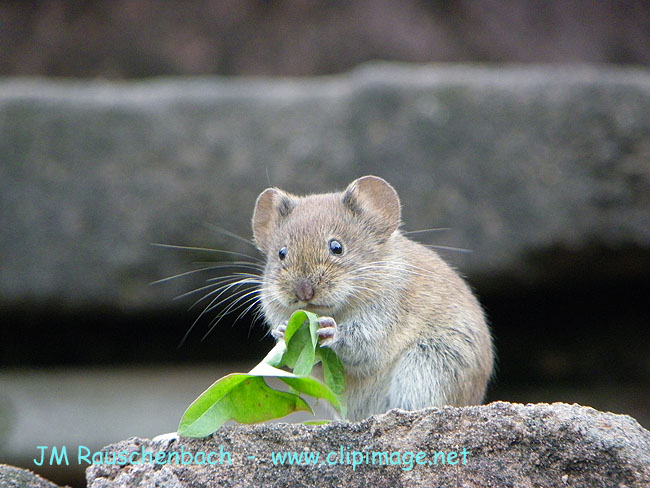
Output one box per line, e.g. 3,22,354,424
204,223,258,249
201,289,261,341
177,290,223,348
191,260,264,271
206,271,261,282
231,292,263,322
233,294,263,325
354,265,439,281
174,275,247,302
150,264,258,285
402,228,451,236
424,244,473,254
351,260,460,286
203,286,259,315
153,228,266,347
151,243,263,263
190,278,259,311
345,285,377,296
178,280,257,347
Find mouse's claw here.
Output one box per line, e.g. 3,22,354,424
271,324,287,340
316,316,337,345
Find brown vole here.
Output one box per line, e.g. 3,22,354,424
252,175,493,421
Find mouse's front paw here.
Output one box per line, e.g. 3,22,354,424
271,324,286,341
316,316,337,346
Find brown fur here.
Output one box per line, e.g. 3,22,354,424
252,176,494,421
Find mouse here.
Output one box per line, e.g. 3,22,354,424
252,175,494,421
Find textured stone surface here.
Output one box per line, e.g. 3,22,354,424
0,464,65,488
85,402,650,488
1,64,649,309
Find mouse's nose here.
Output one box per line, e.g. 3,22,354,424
295,280,314,302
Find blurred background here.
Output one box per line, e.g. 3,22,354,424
2,0,650,77
1,1,649,487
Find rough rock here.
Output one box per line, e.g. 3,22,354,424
86,402,650,488
1,64,649,310
0,464,65,488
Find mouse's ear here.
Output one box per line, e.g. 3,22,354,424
343,176,401,237
252,188,295,253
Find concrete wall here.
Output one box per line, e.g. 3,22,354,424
2,64,649,310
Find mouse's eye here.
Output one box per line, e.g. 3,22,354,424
328,239,343,256
278,246,288,260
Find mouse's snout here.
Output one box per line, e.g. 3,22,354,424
295,279,314,302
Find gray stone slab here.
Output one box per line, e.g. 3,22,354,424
85,402,650,487
1,64,648,309
0,464,64,488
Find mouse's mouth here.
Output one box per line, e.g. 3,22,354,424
301,303,333,313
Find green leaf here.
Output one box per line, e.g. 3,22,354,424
319,347,346,397
177,373,312,438
260,340,286,368
279,375,343,414
282,311,309,368
318,347,347,419
177,309,347,438
282,310,320,376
